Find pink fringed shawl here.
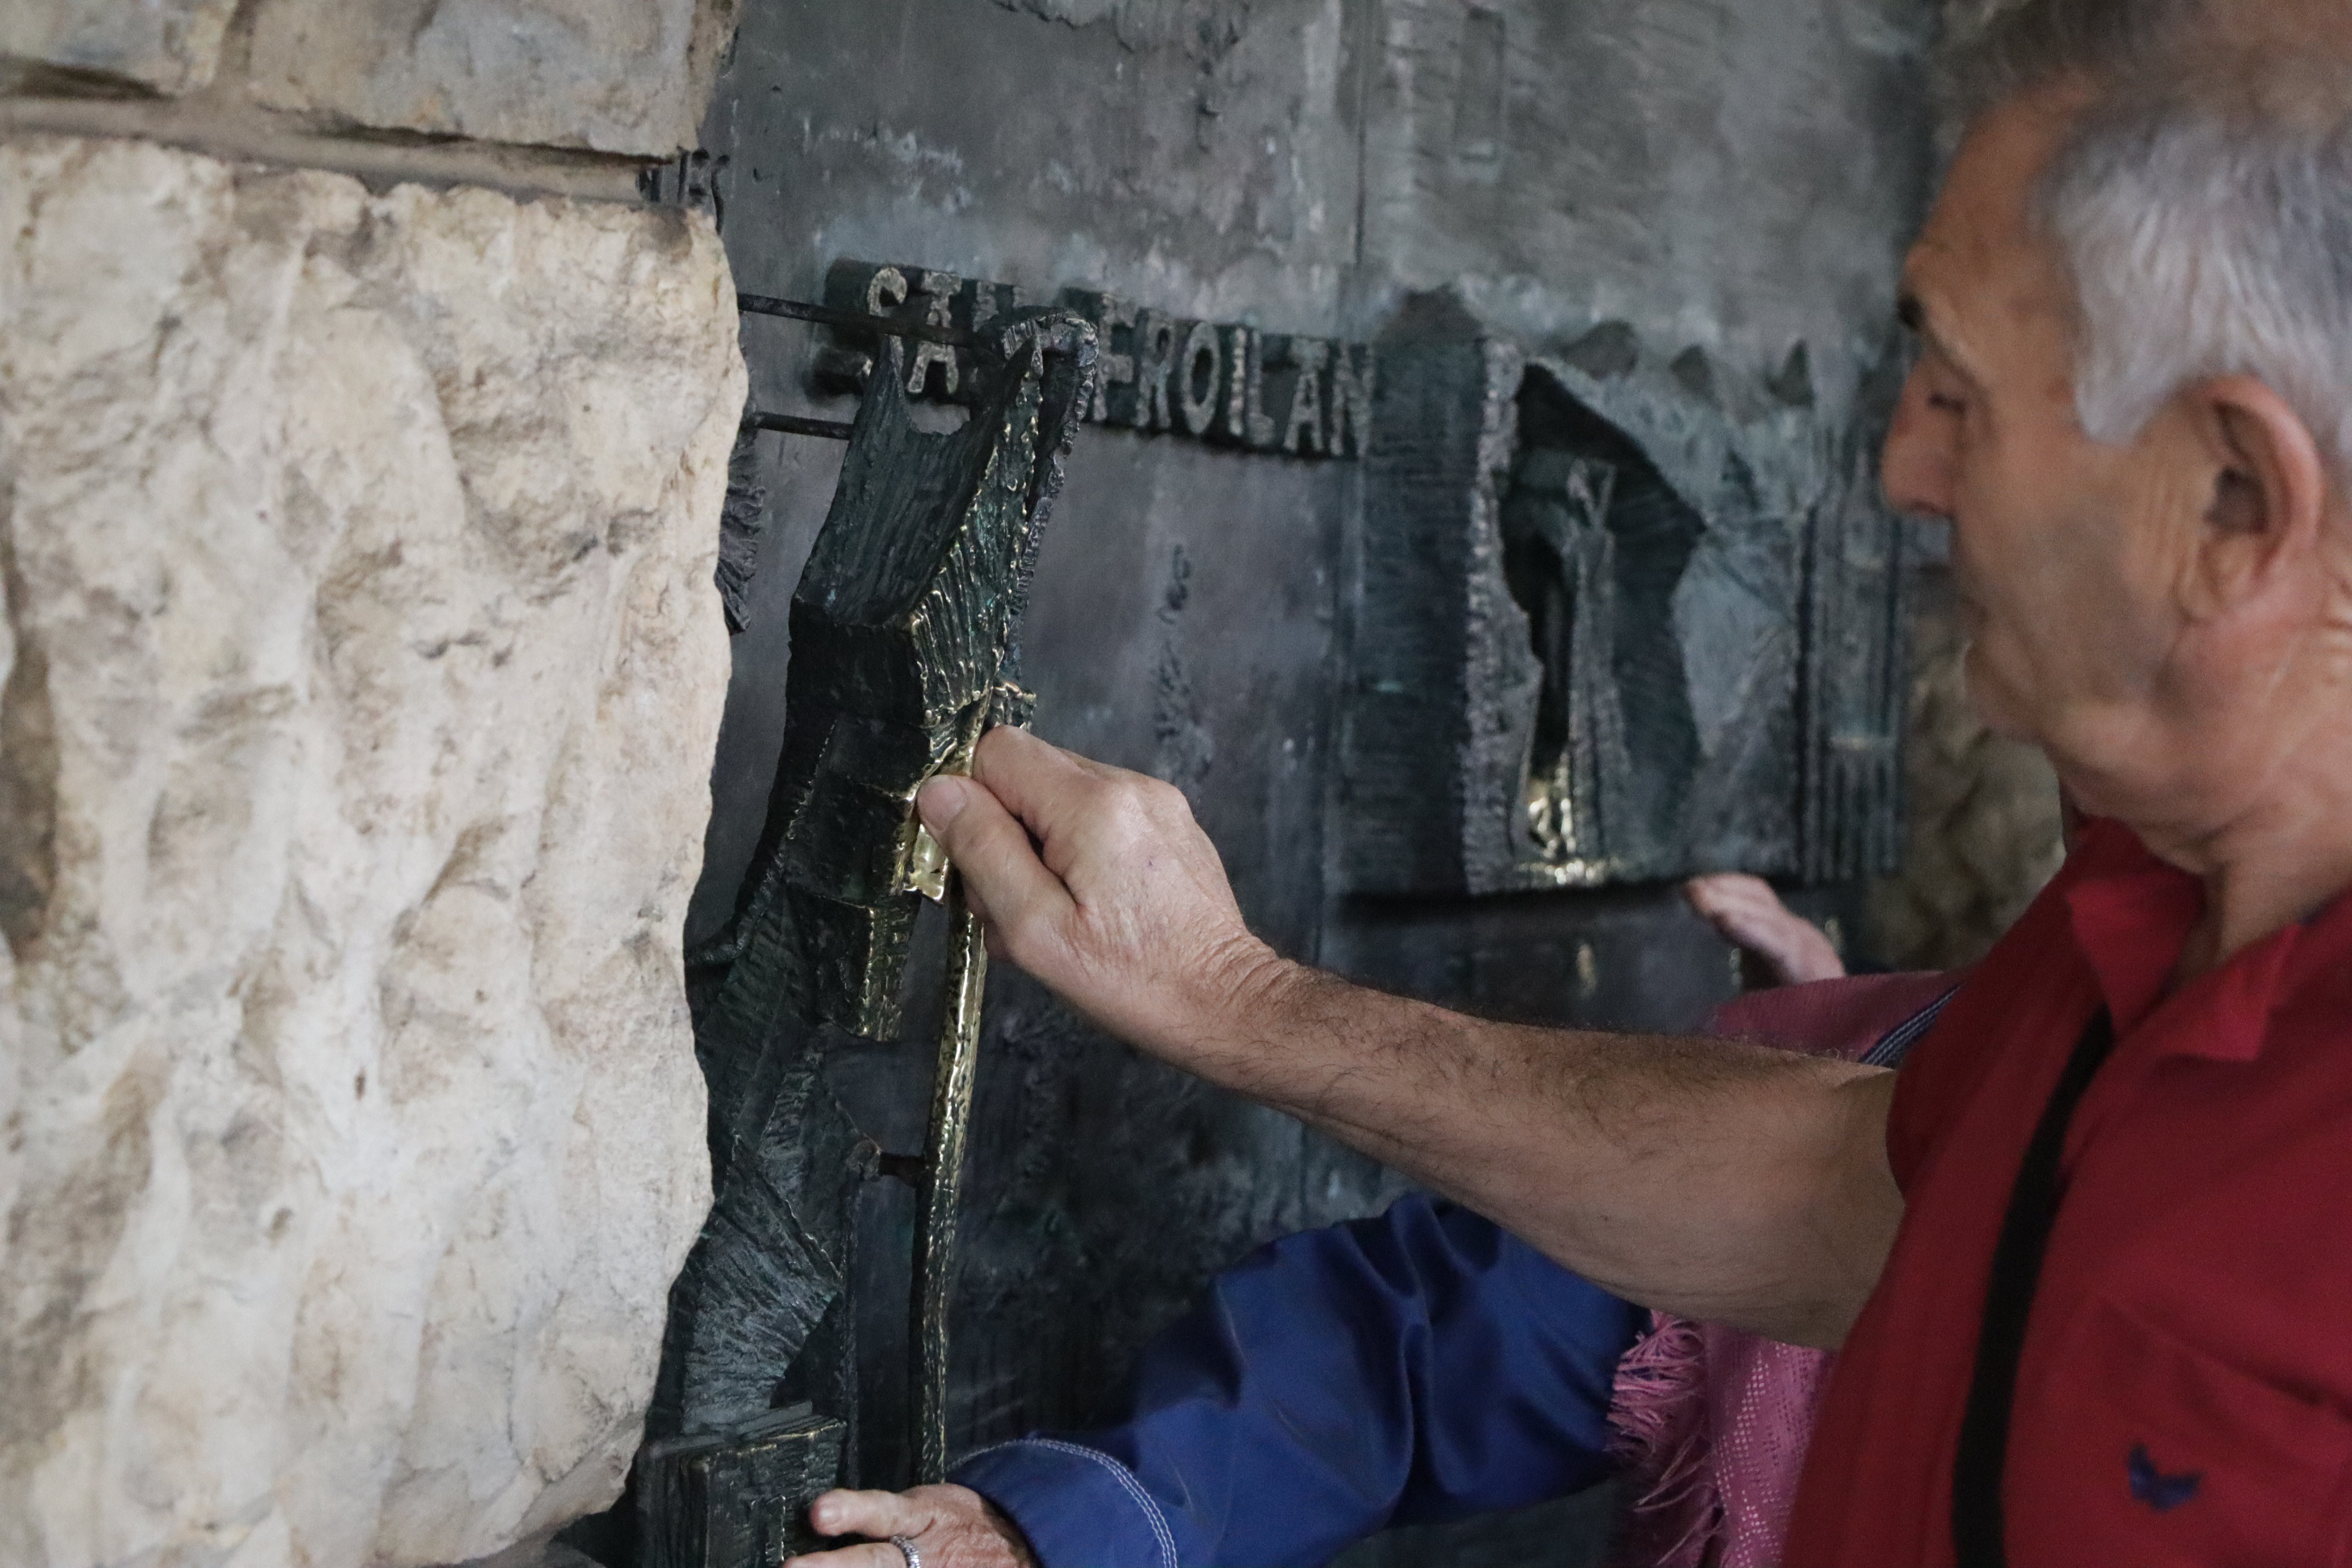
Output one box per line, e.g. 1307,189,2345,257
1605,974,1958,1568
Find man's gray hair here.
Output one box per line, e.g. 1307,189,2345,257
1944,0,2352,476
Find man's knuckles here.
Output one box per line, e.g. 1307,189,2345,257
807,1488,916,1537
993,910,1064,976
1079,775,1196,855
1134,774,1200,830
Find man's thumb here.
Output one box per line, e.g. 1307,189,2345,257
918,774,1072,939
919,773,978,835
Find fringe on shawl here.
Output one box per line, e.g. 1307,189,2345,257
1605,1311,1721,1568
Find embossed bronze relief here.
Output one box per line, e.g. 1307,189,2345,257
643,304,1096,1564
814,260,1375,460
1341,292,1906,897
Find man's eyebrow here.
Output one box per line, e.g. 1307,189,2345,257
1897,288,1978,383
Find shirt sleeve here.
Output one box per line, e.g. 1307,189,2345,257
951,1194,1645,1568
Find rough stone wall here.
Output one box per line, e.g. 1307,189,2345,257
1869,564,2066,971
0,0,239,95
0,124,739,1568
243,0,740,156
2,0,731,201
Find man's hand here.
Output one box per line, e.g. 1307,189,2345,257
1685,874,1848,987
916,728,1290,1060
785,1485,1036,1568
920,728,1900,1347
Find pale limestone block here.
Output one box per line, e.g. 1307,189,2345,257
243,0,739,157
0,135,744,1568
0,0,237,95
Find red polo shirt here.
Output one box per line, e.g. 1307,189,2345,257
1785,819,2352,1566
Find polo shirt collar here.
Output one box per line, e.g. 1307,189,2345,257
2060,819,2308,1064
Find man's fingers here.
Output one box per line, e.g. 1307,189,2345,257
966,726,1135,845
1683,874,1845,986
807,1488,931,1541
782,1545,907,1568
919,773,1075,945
784,1487,932,1564
1686,873,1773,921
967,727,1204,888
1687,877,1786,942
784,1485,1031,1568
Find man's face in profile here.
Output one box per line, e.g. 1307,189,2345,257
1879,86,2240,820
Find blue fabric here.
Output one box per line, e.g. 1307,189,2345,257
953,1438,1183,1568
951,1195,1646,1568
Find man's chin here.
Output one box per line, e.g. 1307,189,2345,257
1959,648,2043,745
1971,703,2042,745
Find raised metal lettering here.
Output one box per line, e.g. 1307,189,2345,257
1328,343,1376,457
1281,338,1329,455
1073,292,1139,425
906,270,962,397
1135,311,1181,432
1178,320,1223,437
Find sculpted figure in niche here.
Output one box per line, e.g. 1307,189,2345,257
1505,445,1630,873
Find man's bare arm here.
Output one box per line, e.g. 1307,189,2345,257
1224,965,1902,1346
920,728,1904,1349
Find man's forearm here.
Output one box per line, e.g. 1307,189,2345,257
920,731,1903,1350
1177,953,1902,1348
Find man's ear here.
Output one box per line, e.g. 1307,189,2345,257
2179,374,2329,620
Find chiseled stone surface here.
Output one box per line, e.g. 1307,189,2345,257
244,0,738,157
0,0,237,95
0,136,742,1567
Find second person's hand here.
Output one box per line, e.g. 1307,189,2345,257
784,1485,1035,1568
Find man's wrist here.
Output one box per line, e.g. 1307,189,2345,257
1165,938,1328,1086
979,1496,1041,1568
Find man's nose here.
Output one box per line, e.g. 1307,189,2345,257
1880,365,1956,523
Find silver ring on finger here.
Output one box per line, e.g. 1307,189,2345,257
890,1535,924,1568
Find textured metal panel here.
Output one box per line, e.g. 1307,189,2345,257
592,5,1943,1565
1339,295,1528,895
1341,296,1899,895
645,309,1096,1540
1798,360,1911,883
640,1408,848,1568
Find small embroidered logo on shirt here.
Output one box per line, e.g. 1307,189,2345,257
2128,1444,2202,1513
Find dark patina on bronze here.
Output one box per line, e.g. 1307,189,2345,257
643,304,1096,1564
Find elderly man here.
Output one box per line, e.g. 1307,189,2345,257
798,0,2352,1562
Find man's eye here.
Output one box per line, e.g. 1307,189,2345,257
1929,392,1967,416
